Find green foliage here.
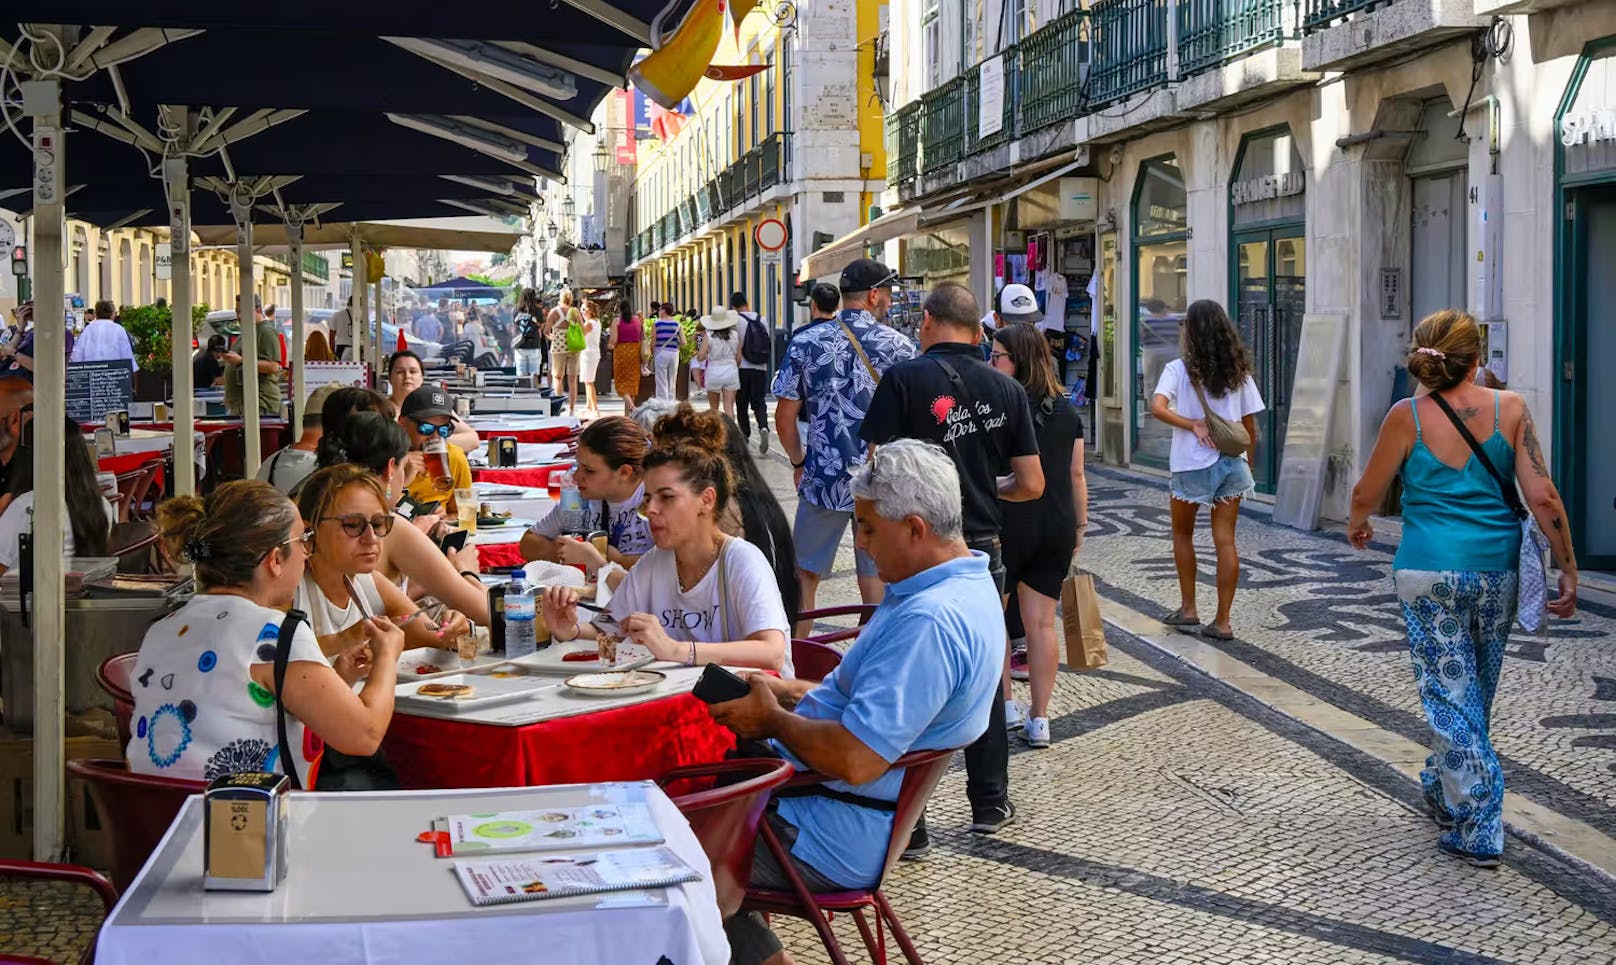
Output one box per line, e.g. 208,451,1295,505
466,273,517,290
120,302,210,374
678,314,700,365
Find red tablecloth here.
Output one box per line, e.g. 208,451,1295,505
468,463,570,487
475,426,576,444
99,449,167,489
381,692,736,789
477,542,527,571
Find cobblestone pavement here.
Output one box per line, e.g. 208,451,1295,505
753,413,1616,964
0,875,104,963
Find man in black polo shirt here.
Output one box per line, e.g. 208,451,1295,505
860,280,1044,841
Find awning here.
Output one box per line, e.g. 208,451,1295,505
798,208,921,281
190,217,525,252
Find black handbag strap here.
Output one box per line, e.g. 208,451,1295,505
273,608,310,790
1427,393,1527,521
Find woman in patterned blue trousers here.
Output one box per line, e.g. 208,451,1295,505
1347,309,1579,868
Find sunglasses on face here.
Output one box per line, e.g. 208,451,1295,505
324,514,395,538
414,421,454,439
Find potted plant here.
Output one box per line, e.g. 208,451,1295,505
121,302,210,401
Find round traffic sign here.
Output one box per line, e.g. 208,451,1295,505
754,218,787,253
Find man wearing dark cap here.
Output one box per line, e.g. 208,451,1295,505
192,335,229,388
398,385,473,514
773,261,915,633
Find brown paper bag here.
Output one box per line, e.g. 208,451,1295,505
1061,570,1108,670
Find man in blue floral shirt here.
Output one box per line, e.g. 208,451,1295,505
773,259,917,632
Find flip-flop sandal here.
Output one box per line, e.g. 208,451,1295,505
1200,624,1235,640
1161,609,1201,628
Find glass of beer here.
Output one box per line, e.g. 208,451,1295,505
455,487,477,533
546,467,563,500
422,437,453,488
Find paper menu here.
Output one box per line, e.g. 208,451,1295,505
436,803,664,856
452,847,701,906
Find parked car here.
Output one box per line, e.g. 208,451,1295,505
199,309,444,360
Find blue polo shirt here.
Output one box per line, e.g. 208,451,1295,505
773,551,1002,888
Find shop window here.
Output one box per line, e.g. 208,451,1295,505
1130,155,1188,467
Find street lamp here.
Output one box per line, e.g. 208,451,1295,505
546,220,559,240
592,141,609,174
562,196,576,219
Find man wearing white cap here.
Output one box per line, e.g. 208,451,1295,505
994,283,1045,328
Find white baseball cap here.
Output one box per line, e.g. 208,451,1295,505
997,283,1043,323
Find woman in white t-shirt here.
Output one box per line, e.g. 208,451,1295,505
1148,299,1265,641
544,407,791,675
293,464,467,657
0,417,114,575
519,416,653,591
127,481,405,787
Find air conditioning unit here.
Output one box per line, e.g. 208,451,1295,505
1059,177,1099,222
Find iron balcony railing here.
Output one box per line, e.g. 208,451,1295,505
1019,9,1091,135
1088,0,1169,108
963,44,1019,156
886,102,921,186
1301,0,1384,32
632,132,794,262
269,250,329,281
919,75,965,175
1178,0,1293,76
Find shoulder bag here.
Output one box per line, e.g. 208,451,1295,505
1429,393,1551,632
274,608,400,791
1189,378,1252,457
837,321,879,382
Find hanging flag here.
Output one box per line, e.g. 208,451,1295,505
704,63,770,81
728,0,762,41
648,100,688,143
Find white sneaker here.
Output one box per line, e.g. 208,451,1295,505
1004,700,1025,732
1024,717,1051,749
758,427,770,456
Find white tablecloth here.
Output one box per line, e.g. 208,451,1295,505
467,442,572,468
471,482,554,519
95,784,729,965
92,429,208,475
466,518,535,548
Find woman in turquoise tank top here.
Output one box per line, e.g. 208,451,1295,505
1348,310,1579,868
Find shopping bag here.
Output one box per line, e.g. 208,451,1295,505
1060,570,1108,670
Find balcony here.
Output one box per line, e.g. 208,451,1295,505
963,45,1019,157
1178,0,1292,76
627,132,794,266
268,250,329,282
1019,10,1091,135
1088,0,1169,108
1301,0,1482,72
1172,0,1312,114
886,102,921,187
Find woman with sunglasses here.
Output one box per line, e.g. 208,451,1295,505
128,480,405,786
317,411,490,626
294,464,465,658
543,407,792,674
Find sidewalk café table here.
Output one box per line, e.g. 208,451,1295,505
89,428,206,489
467,515,536,572
381,664,737,791
94,784,730,965
467,440,574,489
470,481,554,520
466,415,579,444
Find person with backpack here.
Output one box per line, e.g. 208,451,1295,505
513,287,545,379
731,292,772,455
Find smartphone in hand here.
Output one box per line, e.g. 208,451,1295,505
439,528,470,555
692,663,752,704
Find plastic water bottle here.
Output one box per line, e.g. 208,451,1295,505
558,467,585,534
503,576,537,659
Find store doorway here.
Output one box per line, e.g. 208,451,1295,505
1409,170,1467,335
1233,228,1305,492
1567,185,1616,571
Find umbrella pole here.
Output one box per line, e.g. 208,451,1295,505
165,149,197,496
231,196,262,474
288,219,306,430
351,227,368,378
23,70,68,862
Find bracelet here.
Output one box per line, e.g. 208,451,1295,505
460,570,481,581
687,640,697,666
791,457,806,469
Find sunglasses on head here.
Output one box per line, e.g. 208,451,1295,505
414,421,454,439
324,514,396,539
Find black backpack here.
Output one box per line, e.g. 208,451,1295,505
740,311,770,364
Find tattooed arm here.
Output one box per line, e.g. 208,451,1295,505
1510,393,1578,616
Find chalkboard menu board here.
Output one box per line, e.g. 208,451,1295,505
66,360,134,424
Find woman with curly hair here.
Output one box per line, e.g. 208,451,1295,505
1148,299,1264,640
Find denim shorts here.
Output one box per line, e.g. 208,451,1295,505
793,500,877,578
1170,455,1255,505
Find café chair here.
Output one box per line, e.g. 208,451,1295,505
742,747,959,965
799,604,877,646
0,859,119,965
111,469,147,523
125,462,163,521
656,758,794,918
790,639,844,683
95,653,137,749
66,760,206,894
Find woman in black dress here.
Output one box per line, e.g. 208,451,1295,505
991,323,1088,749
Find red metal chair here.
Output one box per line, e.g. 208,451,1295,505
656,758,794,918
791,639,844,682
0,859,119,964
799,604,878,645
742,747,959,965
111,469,146,522
95,654,137,749
65,760,205,894
124,461,162,521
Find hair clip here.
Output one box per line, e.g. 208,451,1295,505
182,537,213,561
1415,347,1446,359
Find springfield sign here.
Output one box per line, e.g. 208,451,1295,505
1561,107,1616,147
1231,171,1304,206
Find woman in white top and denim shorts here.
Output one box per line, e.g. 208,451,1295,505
1148,299,1265,641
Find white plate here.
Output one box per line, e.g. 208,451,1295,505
396,668,555,712
394,647,500,682
511,642,654,676
564,670,666,697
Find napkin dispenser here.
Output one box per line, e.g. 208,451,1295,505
204,771,290,892
492,436,519,468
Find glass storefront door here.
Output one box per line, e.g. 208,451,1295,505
1233,227,1305,493
1130,156,1188,468
1569,186,1616,570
